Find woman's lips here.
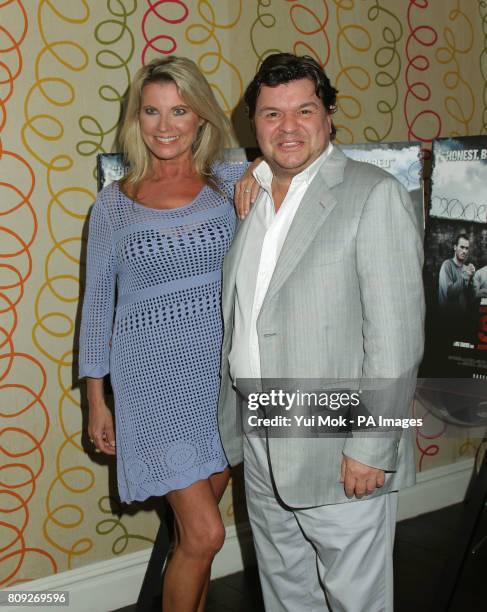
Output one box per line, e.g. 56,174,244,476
154,135,180,143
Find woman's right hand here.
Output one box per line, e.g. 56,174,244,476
88,402,116,455
86,378,116,455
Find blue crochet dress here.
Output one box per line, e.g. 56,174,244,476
79,162,247,503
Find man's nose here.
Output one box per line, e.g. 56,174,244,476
279,113,298,132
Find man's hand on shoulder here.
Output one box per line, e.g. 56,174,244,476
340,454,385,499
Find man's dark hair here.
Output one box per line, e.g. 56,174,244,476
244,53,338,138
454,233,469,247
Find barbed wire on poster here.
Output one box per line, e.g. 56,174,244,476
430,196,487,223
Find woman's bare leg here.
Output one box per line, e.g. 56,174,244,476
162,468,230,612
195,468,231,612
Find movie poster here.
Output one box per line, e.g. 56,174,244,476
97,153,126,191
421,136,487,382
341,141,424,230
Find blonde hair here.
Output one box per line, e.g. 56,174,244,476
119,56,232,186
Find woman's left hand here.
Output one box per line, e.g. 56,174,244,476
234,157,262,220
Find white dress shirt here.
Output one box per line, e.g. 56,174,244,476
229,144,333,384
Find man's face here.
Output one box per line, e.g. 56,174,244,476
454,238,469,262
253,78,332,180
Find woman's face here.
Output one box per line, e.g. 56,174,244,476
138,81,203,164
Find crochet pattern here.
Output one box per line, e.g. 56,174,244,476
79,162,247,502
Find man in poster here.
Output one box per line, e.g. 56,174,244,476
474,264,487,298
438,233,475,319
218,53,424,611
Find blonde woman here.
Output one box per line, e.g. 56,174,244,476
79,56,254,611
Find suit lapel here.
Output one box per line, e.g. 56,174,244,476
261,147,348,309
222,201,259,324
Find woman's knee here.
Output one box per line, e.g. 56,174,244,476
167,481,226,559
207,521,225,555
184,519,225,559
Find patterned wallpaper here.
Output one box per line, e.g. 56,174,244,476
0,0,485,584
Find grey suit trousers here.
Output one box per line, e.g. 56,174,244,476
244,436,397,612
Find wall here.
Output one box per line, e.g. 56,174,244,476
1,0,485,586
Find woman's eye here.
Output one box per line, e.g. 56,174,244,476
144,107,157,115
173,108,187,116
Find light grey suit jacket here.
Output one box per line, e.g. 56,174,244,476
218,146,425,507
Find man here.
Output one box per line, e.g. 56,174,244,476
473,264,487,299
219,54,424,612
438,233,475,316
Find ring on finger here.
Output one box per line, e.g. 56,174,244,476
243,188,251,193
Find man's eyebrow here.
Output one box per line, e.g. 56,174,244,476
257,106,279,112
257,101,319,112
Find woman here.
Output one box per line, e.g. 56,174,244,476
79,56,254,612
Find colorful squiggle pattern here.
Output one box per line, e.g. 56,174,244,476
249,0,281,70
333,0,372,144
412,398,447,472
480,1,487,134
0,147,54,584
287,0,331,67
96,497,153,554
0,1,27,132
435,0,475,136
185,1,243,116
0,0,56,586
141,0,190,65
77,0,137,160
23,0,93,570
404,0,441,143
364,2,402,142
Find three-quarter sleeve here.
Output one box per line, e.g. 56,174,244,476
213,160,249,198
79,196,116,379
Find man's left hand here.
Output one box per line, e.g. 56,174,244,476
340,455,385,498
234,157,262,219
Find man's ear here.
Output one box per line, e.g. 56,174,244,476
325,113,332,134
